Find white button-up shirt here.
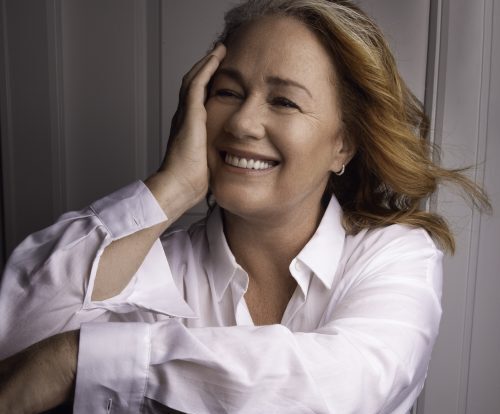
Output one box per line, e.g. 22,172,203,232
0,181,443,413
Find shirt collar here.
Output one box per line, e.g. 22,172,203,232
295,196,346,289
206,206,239,301
206,196,346,301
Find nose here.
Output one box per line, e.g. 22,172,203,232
223,98,266,140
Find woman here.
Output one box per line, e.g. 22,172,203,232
0,0,489,413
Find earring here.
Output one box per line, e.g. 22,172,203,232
335,164,345,176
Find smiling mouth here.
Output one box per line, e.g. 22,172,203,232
223,152,279,171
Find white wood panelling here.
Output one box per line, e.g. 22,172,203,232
0,0,57,255
133,0,148,180
0,0,16,257
0,0,161,255
464,0,500,411
60,0,151,210
0,0,8,269
46,0,67,217
145,0,162,176
357,0,430,103
418,0,499,413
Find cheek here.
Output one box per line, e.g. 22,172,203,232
205,105,219,143
278,122,331,159
281,128,338,181
205,112,220,173
205,102,234,145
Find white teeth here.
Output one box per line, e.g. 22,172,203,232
224,153,275,170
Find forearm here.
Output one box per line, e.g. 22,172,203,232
0,180,178,359
91,171,197,301
89,42,227,301
0,331,79,414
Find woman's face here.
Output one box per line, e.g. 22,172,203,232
206,15,350,221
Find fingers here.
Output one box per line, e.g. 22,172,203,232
180,43,226,98
169,43,226,139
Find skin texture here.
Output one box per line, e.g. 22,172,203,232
0,331,79,414
207,16,349,223
0,15,355,411
206,16,354,324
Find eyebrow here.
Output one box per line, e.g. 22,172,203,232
214,68,313,98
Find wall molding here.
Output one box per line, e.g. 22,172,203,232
419,0,495,413
133,0,148,179
424,0,444,151
454,1,490,412
146,0,161,174
462,0,493,412
46,0,67,218
0,0,17,255
0,0,8,267
416,0,444,411
133,0,161,179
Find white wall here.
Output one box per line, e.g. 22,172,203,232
0,0,56,256
0,0,161,256
419,1,500,413
59,0,158,210
358,0,430,103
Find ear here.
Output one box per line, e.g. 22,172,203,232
329,130,356,173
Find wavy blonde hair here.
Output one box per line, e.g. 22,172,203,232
216,0,490,253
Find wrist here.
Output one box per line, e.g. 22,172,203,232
145,170,206,223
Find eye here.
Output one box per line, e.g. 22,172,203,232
214,89,241,99
271,97,300,110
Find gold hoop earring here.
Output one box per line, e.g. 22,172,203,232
335,164,345,176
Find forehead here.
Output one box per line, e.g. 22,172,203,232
222,15,336,88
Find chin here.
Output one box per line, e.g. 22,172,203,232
211,186,275,219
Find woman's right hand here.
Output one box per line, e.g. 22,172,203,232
146,43,226,218
93,46,227,301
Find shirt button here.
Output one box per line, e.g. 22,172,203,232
295,261,303,272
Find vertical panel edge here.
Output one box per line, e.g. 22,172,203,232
46,0,67,218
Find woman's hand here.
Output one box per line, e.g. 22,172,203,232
0,331,79,414
93,45,226,301
147,43,226,218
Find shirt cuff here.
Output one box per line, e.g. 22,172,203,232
73,322,151,414
90,180,167,240
80,181,196,318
